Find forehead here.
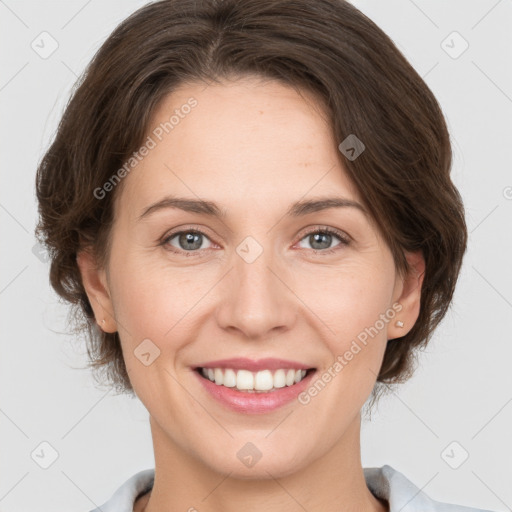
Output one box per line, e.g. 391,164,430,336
115,77,362,218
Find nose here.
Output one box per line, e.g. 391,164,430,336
214,239,298,340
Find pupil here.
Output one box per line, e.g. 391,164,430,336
180,232,201,250
311,233,331,250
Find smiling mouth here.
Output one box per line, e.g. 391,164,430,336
195,367,316,393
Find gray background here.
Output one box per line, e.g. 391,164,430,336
1,1,511,510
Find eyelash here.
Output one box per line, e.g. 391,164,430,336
160,225,351,257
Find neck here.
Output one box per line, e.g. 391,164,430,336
138,414,388,512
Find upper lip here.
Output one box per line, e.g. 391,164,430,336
194,358,315,372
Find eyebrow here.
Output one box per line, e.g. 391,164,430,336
138,195,367,221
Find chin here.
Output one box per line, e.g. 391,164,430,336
198,441,311,480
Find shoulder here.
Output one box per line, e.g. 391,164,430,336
364,465,496,512
88,469,155,512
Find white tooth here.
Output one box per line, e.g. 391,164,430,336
254,370,273,391
236,369,254,390
273,369,286,388
285,369,296,386
214,368,224,385
202,367,307,391
223,368,237,387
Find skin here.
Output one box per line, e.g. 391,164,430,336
78,76,425,512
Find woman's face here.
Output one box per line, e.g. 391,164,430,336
80,76,422,478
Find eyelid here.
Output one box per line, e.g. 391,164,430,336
298,225,352,244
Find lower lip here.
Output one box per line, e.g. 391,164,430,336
194,369,316,414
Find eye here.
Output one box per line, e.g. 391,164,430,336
296,227,350,254
162,229,213,254
160,226,350,256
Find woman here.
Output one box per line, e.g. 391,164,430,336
35,0,496,511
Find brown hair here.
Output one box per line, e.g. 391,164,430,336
35,0,467,398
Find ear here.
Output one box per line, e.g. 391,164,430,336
387,250,425,340
76,249,117,333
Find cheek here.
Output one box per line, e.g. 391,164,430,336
297,258,396,407
296,269,394,430
293,256,396,340
109,229,396,353
107,250,219,361
107,257,202,401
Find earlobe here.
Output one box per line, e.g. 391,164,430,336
76,250,117,333
387,250,425,340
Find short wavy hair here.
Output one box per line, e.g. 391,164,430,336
35,0,467,398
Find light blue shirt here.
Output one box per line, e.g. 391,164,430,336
89,465,495,512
